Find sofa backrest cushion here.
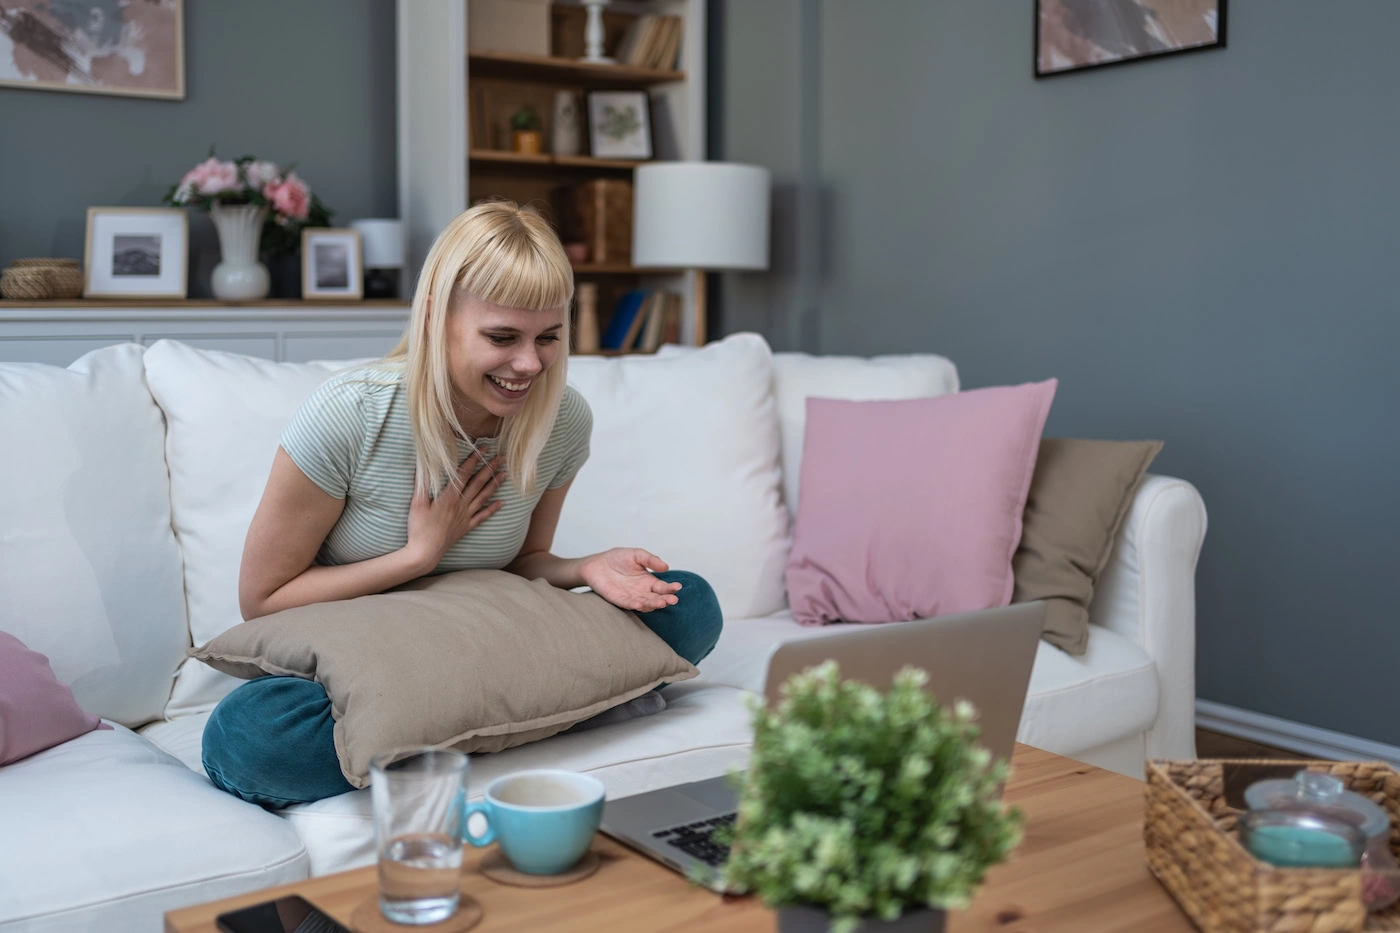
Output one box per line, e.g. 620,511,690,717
560,334,789,619
143,340,371,718
0,345,189,727
771,352,959,516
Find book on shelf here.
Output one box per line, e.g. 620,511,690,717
599,289,680,352
614,14,683,70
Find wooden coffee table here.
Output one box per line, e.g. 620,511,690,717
166,745,1194,933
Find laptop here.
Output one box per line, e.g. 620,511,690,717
598,601,1046,890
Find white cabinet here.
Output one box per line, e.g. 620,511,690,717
0,303,411,366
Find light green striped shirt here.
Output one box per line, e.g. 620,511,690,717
280,363,591,572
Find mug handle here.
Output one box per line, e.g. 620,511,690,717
460,800,496,848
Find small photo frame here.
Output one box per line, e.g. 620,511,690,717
586,90,653,160
83,207,188,298
301,228,363,300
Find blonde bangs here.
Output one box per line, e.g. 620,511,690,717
456,226,574,314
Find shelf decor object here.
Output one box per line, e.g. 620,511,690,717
580,0,613,63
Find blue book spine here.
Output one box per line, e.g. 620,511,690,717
600,289,649,350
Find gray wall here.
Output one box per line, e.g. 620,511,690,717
0,0,397,296
712,1,1400,743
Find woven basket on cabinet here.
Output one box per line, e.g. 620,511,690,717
1146,758,1400,933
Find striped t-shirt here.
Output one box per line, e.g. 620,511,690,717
279,363,591,573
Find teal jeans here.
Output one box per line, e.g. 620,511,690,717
202,570,723,808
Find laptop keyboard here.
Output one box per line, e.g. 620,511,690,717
652,812,736,867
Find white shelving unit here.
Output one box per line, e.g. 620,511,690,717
397,0,709,347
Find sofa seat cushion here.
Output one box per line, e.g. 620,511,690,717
140,683,754,877
0,724,307,933
694,612,1158,757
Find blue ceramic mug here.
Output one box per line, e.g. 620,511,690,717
462,770,605,875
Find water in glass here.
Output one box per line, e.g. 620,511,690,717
371,748,469,925
378,832,464,924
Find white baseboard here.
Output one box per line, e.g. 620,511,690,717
1196,700,1400,766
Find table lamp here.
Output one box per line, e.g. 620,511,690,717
631,162,771,342
349,219,405,299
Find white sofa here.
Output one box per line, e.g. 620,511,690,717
0,333,1206,932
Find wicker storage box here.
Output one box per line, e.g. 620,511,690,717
1146,758,1400,933
1,258,82,300
561,179,633,265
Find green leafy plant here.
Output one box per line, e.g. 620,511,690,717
714,662,1023,933
510,106,541,132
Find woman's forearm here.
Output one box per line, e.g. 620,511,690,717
505,549,588,589
244,547,431,619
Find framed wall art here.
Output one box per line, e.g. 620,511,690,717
0,0,185,99
1035,0,1226,78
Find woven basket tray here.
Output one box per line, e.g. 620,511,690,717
1146,758,1400,933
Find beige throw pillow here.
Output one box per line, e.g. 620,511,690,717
190,570,698,787
1012,438,1163,655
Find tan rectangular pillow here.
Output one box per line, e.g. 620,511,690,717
190,569,698,787
1012,438,1162,655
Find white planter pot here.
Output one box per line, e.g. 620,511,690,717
209,204,270,301
777,905,945,933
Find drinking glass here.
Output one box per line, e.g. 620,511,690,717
370,748,468,925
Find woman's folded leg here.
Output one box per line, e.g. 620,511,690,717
202,676,354,807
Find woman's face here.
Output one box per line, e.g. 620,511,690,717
443,294,565,429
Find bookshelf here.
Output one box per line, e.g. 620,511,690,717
398,0,707,355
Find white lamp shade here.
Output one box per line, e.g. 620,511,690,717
632,162,770,271
349,219,405,269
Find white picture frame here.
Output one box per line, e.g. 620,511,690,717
83,207,189,298
301,228,363,300
586,90,654,160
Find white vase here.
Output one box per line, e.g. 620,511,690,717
209,204,270,301
552,90,583,156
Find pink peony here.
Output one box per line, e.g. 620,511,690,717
264,172,310,221
181,157,240,196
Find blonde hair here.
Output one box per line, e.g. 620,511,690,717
387,201,574,496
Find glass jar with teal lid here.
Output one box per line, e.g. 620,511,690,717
1244,770,1400,911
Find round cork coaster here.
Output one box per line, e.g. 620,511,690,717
350,888,484,933
478,848,601,888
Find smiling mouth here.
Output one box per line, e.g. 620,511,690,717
487,374,532,393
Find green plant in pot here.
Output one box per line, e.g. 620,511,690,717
715,662,1023,933
510,105,543,155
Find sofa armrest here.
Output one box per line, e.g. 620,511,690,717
1088,473,1207,761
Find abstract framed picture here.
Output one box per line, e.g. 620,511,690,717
1035,0,1226,78
83,207,188,298
302,228,363,301
0,0,185,99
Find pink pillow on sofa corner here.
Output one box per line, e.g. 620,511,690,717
0,631,105,765
786,379,1057,626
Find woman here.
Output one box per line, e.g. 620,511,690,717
202,202,722,807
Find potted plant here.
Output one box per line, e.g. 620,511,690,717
164,150,333,300
510,106,543,154
716,662,1023,933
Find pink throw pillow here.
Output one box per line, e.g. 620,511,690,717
786,380,1057,625
0,631,104,765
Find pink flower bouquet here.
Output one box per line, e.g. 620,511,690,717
164,150,335,257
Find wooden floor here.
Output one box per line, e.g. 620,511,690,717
1196,727,1308,760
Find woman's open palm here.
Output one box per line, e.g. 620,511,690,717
582,548,681,612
